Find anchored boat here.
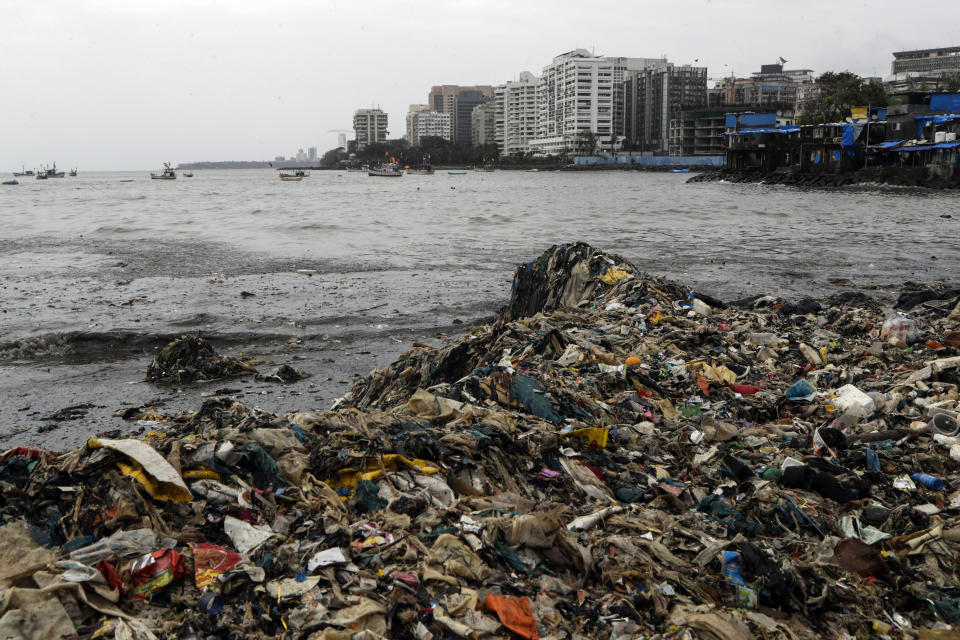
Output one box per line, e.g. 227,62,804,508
151,162,177,180
368,162,403,177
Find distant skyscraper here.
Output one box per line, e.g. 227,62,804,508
405,104,430,143
495,71,541,156
471,101,498,146
353,108,389,149
428,85,495,145
337,133,347,150
308,147,317,161
408,109,452,146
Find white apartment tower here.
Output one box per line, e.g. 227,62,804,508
408,109,452,146
405,105,430,144
531,50,660,156
496,71,540,156
353,108,389,150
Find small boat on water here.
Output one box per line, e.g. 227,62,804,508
3,179,19,185
368,162,403,177
69,167,77,176
671,168,690,173
447,171,467,175
13,165,34,177
406,166,434,175
279,169,307,181
182,172,194,177
38,162,65,178
473,163,495,172
151,162,177,180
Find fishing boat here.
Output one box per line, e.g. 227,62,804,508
406,165,434,175
2,179,18,185
368,162,403,177
182,172,194,177
39,162,65,178
151,162,177,180
69,168,77,176
279,174,302,181
473,163,495,172
13,165,34,177
405,156,434,175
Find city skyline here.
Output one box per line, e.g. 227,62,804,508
3,0,960,170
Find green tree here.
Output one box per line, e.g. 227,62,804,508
800,71,889,125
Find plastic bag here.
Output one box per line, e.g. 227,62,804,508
881,312,920,345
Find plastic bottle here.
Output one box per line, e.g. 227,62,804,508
911,473,945,491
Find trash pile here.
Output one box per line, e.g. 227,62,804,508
4,242,960,639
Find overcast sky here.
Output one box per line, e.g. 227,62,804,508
2,0,958,170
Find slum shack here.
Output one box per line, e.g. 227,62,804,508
724,112,800,171
4,243,960,639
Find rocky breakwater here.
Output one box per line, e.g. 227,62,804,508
689,167,960,189
3,242,960,639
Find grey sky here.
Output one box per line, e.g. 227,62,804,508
3,0,958,170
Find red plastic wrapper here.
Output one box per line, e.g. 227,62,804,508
732,384,761,395
97,559,128,595
191,543,243,590
130,549,187,599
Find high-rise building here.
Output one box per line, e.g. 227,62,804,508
428,85,495,145
296,148,306,162
405,104,430,143
337,133,347,150
531,50,614,155
529,50,660,156
471,101,498,146
408,109,452,146
624,63,708,153
308,147,317,161
353,108,389,150
495,71,541,156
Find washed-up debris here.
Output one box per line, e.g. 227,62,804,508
144,334,256,383
3,242,960,639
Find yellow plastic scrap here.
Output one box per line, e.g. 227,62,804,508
599,266,630,285
332,453,441,490
88,437,192,503
559,427,609,448
182,467,221,480
685,360,737,386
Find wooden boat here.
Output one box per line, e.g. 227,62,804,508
151,162,177,180
13,165,34,177
447,171,467,175
3,179,18,185
182,172,194,177
279,169,307,181
69,168,77,176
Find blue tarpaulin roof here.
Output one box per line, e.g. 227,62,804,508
934,141,960,149
869,141,905,149
901,145,933,152
727,126,799,135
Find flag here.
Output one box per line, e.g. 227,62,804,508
778,57,788,64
